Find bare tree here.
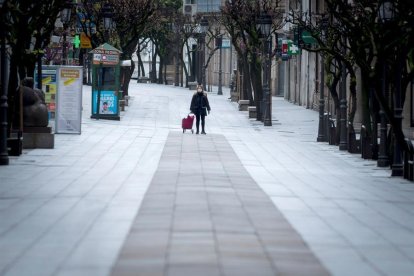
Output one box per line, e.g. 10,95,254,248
220,0,283,120
3,0,66,133
291,0,414,166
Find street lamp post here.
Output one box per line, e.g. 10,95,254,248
96,3,113,120
102,2,113,42
377,1,394,169
338,47,348,150
257,13,272,126
60,0,72,65
217,35,223,95
377,63,390,167
392,59,404,176
196,36,201,84
174,24,180,87
200,17,208,90
377,2,393,167
317,18,328,142
0,0,9,165
378,1,403,176
317,56,326,141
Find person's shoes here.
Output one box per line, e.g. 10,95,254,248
201,131,206,135
196,130,199,134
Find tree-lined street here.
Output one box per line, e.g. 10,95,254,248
1,83,414,275
1,1,414,275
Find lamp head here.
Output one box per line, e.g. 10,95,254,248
378,1,395,23
256,13,272,38
200,17,209,34
102,2,113,30
61,0,73,24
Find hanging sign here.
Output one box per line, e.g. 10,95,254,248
221,38,231,48
92,50,119,65
80,32,92,48
281,40,289,60
282,40,288,55
288,40,300,55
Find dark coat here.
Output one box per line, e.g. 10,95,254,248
190,92,211,116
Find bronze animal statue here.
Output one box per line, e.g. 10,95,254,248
20,77,48,127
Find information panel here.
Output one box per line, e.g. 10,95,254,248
34,66,58,121
56,67,83,134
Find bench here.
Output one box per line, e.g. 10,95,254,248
348,123,361,154
124,95,130,106
166,77,174,85
188,82,197,90
138,77,150,83
404,139,414,181
238,100,249,111
360,125,372,159
230,91,239,102
119,100,126,111
328,118,336,145
248,106,257,118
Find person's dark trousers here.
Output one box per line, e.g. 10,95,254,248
195,113,206,133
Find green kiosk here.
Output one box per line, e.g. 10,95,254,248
90,43,122,120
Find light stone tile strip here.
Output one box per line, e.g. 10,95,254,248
111,131,330,276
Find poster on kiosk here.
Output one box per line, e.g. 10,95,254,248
90,43,122,120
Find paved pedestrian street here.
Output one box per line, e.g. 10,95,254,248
1,83,414,276
111,132,329,276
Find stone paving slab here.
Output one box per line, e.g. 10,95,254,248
2,83,414,275
111,131,330,276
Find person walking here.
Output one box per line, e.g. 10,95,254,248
190,84,211,134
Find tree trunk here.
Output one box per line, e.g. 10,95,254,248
158,55,164,84
151,47,157,83
138,53,145,77
327,72,340,145
120,60,134,98
348,68,357,126
163,60,167,85
360,73,373,136
136,46,144,78
241,54,253,103
181,52,189,87
250,52,263,121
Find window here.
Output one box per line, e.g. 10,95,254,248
99,67,116,86
197,0,221,12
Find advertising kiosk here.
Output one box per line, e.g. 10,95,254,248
90,43,122,120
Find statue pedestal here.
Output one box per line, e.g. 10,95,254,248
23,127,54,149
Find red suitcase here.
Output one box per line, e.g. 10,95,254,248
182,113,195,133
